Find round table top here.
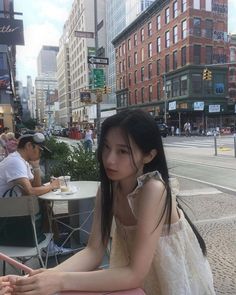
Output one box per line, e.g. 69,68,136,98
39,181,100,201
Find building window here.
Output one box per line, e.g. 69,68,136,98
156,15,161,30
134,70,137,84
205,19,213,39
193,0,200,9
141,87,144,102
173,1,178,18
148,22,152,36
141,67,144,82
134,33,137,46
182,20,187,39
148,63,152,79
128,73,131,86
193,18,201,37
134,52,138,65
193,44,201,64
181,46,187,66
180,75,188,95
165,7,170,24
173,51,178,69
205,46,213,64
165,31,170,48
134,89,138,104
206,0,212,11
119,46,122,56
166,80,172,98
192,74,202,94
140,28,144,42
182,0,187,12
165,55,170,72
141,48,144,62
122,43,125,54
157,82,160,99
156,59,161,75
173,78,180,97
128,56,131,68
157,37,161,53
173,26,178,44
148,42,152,58
148,85,153,100
128,39,131,50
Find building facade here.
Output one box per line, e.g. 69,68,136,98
113,0,230,133
35,46,59,126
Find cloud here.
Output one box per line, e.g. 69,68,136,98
15,0,73,84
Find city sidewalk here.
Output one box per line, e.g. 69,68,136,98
177,178,236,295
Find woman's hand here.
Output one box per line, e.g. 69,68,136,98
0,275,20,295
12,270,62,295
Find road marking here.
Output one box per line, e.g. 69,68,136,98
178,188,222,197
195,215,236,224
170,173,236,194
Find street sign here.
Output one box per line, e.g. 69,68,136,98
87,56,109,65
93,68,105,88
74,31,94,39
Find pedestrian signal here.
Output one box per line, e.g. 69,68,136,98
203,69,212,81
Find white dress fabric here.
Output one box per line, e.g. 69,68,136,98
110,171,216,295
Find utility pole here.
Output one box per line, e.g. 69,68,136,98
94,0,101,140
163,73,167,124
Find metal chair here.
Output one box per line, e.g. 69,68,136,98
0,195,53,274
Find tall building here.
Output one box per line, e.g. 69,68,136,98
113,0,229,132
37,46,59,76
64,0,106,125
228,34,236,109
106,0,155,106
35,46,59,126
57,20,72,127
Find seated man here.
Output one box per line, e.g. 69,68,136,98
0,132,62,249
0,131,59,197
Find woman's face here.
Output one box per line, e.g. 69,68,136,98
102,127,146,181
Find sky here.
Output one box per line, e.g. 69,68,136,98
14,0,236,86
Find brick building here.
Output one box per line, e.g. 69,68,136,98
113,0,230,133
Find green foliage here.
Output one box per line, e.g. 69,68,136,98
22,118,37,130
41,137,99,182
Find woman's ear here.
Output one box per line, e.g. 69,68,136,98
143,149,157,164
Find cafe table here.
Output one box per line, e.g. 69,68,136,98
39,181,100,251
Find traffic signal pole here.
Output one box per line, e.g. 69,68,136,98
94,0,101,141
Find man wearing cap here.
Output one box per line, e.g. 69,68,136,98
0,131,59,197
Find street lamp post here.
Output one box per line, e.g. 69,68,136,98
163,73,167,124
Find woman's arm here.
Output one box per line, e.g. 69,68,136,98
14,180,167,294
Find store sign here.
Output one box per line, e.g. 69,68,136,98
209,105,220,113
168,101,176,111
0,18,24,45
194,101,204,111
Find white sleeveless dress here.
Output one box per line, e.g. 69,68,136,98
109,171,216,295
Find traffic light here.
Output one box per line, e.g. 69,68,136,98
203,69,212,81
103,86,107,94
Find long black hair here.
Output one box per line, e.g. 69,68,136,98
97,109,206,255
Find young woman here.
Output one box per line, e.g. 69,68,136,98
11,110,215,295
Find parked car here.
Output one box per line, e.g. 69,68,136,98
61,128,69,137
157,123,168,137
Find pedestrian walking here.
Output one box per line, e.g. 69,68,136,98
171,125,175,136
184,121,191,136
9,110,215,295
83,124,95,153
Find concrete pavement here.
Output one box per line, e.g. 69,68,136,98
177,178,236,295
